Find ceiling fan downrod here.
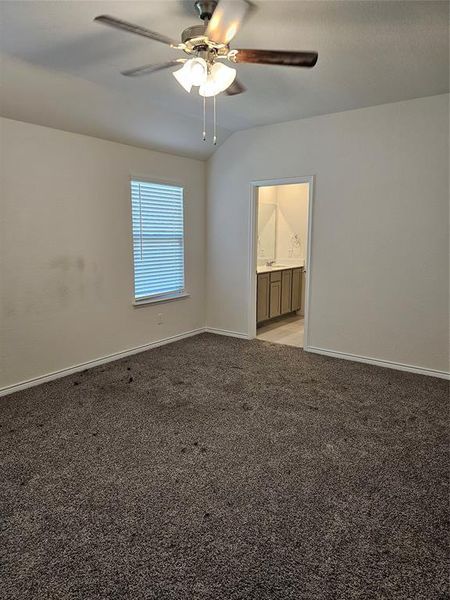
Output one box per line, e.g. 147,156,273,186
194,0,218,22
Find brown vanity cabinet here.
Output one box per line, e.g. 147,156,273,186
269,274,281,318
257,273,270,323
281,269,292,314
291,268,302,312
257,266,303,325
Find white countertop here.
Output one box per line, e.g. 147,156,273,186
257,262,304,274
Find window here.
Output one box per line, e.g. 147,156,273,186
131,179,185,302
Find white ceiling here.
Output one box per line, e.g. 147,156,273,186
1,0,448,159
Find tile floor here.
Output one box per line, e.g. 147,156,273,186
256,314,304,348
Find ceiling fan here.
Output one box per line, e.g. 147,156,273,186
94,0,318,143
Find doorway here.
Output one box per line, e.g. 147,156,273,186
248,177,314,348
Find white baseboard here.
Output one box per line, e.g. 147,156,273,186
304,345,450,380
205,327,250,339
3,331,446,397
0,328,206,397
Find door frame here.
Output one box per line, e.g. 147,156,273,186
248,175,315,348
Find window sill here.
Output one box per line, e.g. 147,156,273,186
133,292,190,307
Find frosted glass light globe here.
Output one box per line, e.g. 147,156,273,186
189,58,207,86
173,61,193,93
199,62,237,97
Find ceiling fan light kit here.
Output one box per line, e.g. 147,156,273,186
94,0,318,144
199,62,237,97
173,57,207,92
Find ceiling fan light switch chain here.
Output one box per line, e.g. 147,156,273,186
213,94,217,145
203,95,207,142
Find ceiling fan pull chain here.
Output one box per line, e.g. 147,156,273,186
202,95,207,142
213,95,217,145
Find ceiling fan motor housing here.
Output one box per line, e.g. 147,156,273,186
181,25,207,44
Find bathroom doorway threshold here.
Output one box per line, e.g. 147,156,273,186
256,314,304,348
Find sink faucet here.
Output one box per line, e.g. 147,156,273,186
265,260,276,267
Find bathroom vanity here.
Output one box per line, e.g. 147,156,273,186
257,265,303,324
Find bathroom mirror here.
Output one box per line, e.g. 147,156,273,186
257,202,276,262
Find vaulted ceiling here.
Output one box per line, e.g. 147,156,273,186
1,1,448,159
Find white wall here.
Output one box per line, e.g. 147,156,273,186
0,118,206,389
207,95,449,374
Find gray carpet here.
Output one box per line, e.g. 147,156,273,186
1,333,448,600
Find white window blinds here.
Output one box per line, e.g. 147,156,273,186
131,180,185,301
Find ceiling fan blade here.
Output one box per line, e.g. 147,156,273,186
234,49,318,68
94,15,178,47
121,60,185,77
225,78,246,96
206,0,254,45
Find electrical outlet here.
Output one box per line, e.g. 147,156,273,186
157,313,163,325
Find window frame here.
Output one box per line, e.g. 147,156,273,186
129,176,189,307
